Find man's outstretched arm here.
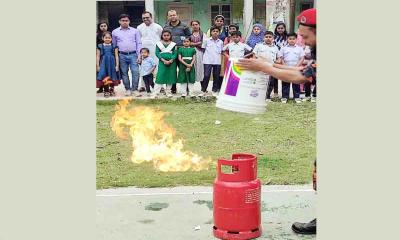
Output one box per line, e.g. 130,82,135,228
237,58,310,84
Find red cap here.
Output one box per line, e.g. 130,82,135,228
296,8,316,27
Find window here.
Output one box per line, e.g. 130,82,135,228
254,3,266,26
301,2,313,11
210,4,231,25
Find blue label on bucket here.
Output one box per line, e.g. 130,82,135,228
250,90,259,97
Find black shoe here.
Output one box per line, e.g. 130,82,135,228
139,87,146,92
97,87,104,93
171,84,177,94
292,218,316,235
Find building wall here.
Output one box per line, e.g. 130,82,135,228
153,0,270,39
155,0,235,29
293,0,314,32
96,0,309,40
266,0,291,31
97,1,145,30
254,0,267,26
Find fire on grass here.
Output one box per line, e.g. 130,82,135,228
110,99,211,172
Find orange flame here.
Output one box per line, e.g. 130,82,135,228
110,99,211,172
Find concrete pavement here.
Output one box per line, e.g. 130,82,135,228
96,185,316,240
96,75,288,101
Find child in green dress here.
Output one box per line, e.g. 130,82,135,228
177,37,196,97
153,29,178,98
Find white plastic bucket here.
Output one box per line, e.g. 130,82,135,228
216,58,269,114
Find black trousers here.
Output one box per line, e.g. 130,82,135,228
216,76,224,92
202,64,221,92
282,82,300,99
142,73,154,93
266,76,279,99
305,78,317,97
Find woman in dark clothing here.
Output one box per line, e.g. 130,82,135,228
96,22,109,45
96,22,109,93
267,22,288,99
274,22,288,49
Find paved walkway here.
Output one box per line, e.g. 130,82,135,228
96,74,288,101
96,81,207,100
96,185,316,240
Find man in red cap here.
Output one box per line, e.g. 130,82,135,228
237,8,317,235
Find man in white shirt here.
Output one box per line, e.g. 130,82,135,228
222,31,252,59
201,26,224,94
137,11,163,92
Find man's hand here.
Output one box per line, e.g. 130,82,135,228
115,66,119,72
236,58,273,73
96,65,100,72
312,165,317,191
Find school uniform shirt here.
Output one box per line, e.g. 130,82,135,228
202,38,223,65
278,44,305,67
222,42,252,58
139,57,156,77
253,42,279,62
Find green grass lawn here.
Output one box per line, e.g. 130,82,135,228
97,99,316,189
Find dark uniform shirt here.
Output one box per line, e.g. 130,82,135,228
302,47,316,84
301,47,317,190
163,21,191,46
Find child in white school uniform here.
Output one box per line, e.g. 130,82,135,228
252,31,280,101
222,31,253,59
277,32,305,103
201,26,224,96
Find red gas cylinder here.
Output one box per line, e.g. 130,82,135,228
213,153,262,240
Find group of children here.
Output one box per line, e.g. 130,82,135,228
154,30,197,97
96,29,197,98
96,22,316,101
